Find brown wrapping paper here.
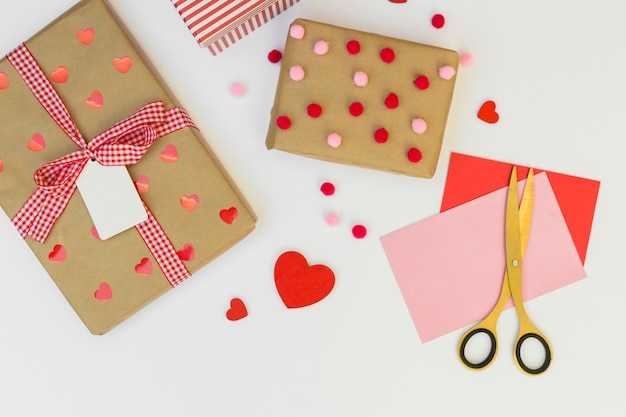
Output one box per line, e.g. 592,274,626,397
0,0,256,334
266,19,459,178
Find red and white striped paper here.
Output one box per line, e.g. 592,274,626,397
172,0,300,55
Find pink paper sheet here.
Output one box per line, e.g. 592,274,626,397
380,172,586,343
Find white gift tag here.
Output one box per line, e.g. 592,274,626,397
76,161,147,240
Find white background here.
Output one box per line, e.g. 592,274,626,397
0,0,623,415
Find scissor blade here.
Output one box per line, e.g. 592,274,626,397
505,167,524,293
518,168,534,256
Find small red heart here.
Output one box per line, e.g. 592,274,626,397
0,72,9,89
478,100,499,124
77,28,95,45
159,144,178,162
50,66,68,83
274,251,335,308
94,282,112,301
226,298,248,321
177,243,195,261
48,244,66,262
219,207,238,224
85,91,103,109
135,257,153,276
113,56,132,73
27,133,46,152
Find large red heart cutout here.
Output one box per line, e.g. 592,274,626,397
274,251,335,308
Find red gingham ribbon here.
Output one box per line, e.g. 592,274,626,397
7,43,195,287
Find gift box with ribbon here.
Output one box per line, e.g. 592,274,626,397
0,0,256,334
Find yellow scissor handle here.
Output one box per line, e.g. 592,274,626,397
511,304,553,375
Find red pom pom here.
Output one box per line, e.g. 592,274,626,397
407,147,423,163
431,13,445,29
414,75,430,90
349,102,364,117
352,224,367,239
374,128,389,143
307,103,322,118
320,182,335,196
346,40,361,55
380,47,395,63
385,92,399,109
276,116,291,130
268,49,283,63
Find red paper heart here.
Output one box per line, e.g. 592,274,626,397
48,244,66,262
94,282,112,301
50,66,68,83
219,207,238,224
274,251,335,308
226,298,248,321
177,243,195,261
113,56,132,73
0,72,9,89
135,257,153,276
27,133,46,152
478,100,499,123
76,27,95,45
159,144,178,162
180,194,199,212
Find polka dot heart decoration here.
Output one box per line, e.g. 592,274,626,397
266,19,459,178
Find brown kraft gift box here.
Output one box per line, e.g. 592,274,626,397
266,19,459,178
0,0,256,334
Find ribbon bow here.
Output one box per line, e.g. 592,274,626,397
13,101,189,243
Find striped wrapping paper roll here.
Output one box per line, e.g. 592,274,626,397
172,0,300,55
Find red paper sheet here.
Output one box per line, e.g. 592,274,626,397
441,153,600,264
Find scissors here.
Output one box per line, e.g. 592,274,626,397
457,166,552,375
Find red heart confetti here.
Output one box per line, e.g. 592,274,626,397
177,243,195,261
94,283,112,301
274,251,335,309
27,133,46,152
113,56,132,73
76,28,95,45
226,298,248,321
180,194,199,212
159,144,178,162
220,207,238,224
477,100,500,123
50,66,68,83
85,90,103,109
48,244,66,262
0,72,8,89
134,257,153,276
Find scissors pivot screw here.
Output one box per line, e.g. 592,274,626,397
512,260,519,267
